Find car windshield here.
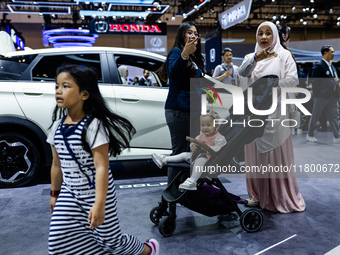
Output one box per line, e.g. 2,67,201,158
0,54,37,81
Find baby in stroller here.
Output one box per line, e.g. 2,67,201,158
152,110,227,190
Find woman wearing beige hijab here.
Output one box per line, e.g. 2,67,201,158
238,21,305,213
118,65,128,84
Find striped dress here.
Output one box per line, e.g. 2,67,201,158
47,115,144,255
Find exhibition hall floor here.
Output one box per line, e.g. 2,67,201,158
1,131,339,255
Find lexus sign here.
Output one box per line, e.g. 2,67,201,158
89,21,167,35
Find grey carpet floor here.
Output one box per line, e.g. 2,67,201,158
1,131,339,255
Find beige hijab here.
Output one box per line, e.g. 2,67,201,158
118,65,128,84
252,21,283,82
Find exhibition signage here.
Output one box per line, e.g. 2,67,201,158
205,33,221,75
145,35,167,55
218,0,252,30
89,21,167,35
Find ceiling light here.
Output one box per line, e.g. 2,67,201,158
171,15,175,21
272,15,277,20
292,7,295,11
200,16,203,20
310,0,314,2
329,9,333,14
303,21,307,25
300,19,303,22
313,14,318,19
183,13,187,18
337,21,340,26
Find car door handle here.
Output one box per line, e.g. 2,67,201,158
120,94,140,103
22,89,44,96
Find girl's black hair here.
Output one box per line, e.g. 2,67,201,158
157,21,205,82
51,64,136,157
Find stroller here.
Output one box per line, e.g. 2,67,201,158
149,75,279,237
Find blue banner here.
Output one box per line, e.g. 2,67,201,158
205,33,221,75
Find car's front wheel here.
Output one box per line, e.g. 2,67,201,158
0,133,40,187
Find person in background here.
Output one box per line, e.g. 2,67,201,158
212,47,240,87
118,65,128,84
238,21,306,213
276,23,291,48
132,76,139,86
47,64,159,255
276,23,299,135
139,69,153,86
306,45,340,143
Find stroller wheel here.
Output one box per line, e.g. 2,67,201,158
150,206,166,225
158,215,176,237
239,209,263,233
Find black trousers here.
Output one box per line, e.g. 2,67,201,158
165,109,190,183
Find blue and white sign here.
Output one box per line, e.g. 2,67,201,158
219,0,252,30
205,33,221,74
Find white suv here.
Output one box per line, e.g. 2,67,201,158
0,47,233,187
0,47,174,187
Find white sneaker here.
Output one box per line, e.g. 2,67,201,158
246,198,258,207
145,239,159,255
179,178,197,191
152,153,166,169
333,137,340,144
306,135,318,143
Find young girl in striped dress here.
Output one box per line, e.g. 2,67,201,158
47,64,159,255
